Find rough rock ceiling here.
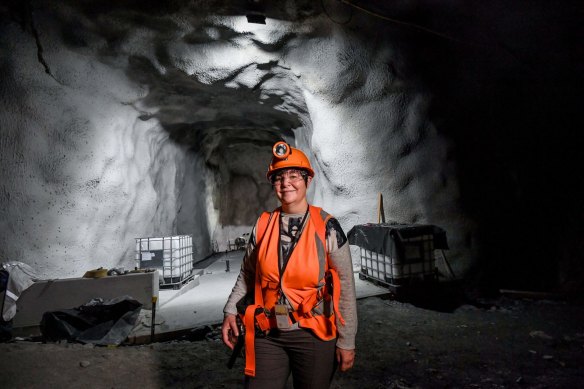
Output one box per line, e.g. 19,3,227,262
31,0,322,225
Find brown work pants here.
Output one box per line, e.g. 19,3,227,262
244,329,337,389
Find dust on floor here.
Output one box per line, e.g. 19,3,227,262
1,295,583,388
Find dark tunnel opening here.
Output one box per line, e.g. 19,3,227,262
125,54,304,226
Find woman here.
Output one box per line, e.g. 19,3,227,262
222,141,357,388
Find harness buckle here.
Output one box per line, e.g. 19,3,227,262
273,304,291,329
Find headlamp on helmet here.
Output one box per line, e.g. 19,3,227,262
273,141,290,160
266,140,315,180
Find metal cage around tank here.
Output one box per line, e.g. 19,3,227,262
135,235,194,289
358,232,436,287
348,223,449,291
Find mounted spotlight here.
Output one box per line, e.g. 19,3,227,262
246,0,266,24
246,13,266,24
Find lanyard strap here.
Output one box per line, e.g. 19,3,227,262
278,206,310,278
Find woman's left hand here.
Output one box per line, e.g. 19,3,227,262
336,347,355,372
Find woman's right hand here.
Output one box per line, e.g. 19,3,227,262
221,314,239,350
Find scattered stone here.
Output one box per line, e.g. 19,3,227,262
528,350,537,354
542,355,554,360
387,378,414,388
79,360,91,367
516,376,523,383
529,330,554,340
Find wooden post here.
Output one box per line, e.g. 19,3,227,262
377,193,386,224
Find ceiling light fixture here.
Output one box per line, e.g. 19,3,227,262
246,0,266,24
246,14,266,24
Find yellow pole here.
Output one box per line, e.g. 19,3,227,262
150,296,158,343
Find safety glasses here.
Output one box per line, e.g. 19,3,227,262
271,169,307,187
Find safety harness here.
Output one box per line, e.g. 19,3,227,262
241,205,345,377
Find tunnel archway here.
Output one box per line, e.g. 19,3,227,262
124,54,307,228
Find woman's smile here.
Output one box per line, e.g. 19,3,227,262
273,171,311,214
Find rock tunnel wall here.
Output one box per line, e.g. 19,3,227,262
0,14,211,277
0,1,581,291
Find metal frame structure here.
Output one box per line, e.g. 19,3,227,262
358,233,437,290
135,235,194,289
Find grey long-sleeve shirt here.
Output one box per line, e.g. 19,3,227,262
223,211,358,350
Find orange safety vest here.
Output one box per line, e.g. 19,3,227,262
242,205,345,377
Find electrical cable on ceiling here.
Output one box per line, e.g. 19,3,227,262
338,0,464,44
338,0,540,78
338,0,542,76
320,0,544,103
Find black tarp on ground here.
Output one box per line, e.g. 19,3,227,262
347,223,449,257
40,295,142,345
0,269,11,342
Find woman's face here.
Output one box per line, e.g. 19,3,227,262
272,169,312,208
